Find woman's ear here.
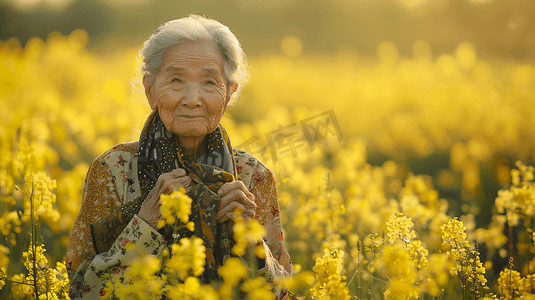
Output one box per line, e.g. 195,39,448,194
222,84,237,114
231,83,238,95
143,74,157,110
226,83,239,104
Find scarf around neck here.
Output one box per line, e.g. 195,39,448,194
91,110,238,283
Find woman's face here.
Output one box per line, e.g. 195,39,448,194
145,40,229,139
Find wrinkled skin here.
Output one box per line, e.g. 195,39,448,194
138,41,255,229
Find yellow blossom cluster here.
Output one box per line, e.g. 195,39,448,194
378,213,429,298
386,212,416,244
102,254,165,299
167,276,219,300
0,245,8,290
10,244,70,300
310,245,350,300
21,172,59,224
0,117,68,298
239,276,274,300
497,268,524,299
441,218,488,297
158,188,193,230
382,243,419,300
406,240,428,270
218,257,249,295
231,213,266,258
166,236,207,280
493,263,535,299
495,161,535,226
102,206,275,300
441,217,469,249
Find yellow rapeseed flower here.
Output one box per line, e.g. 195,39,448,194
310,245,350,300
159,188,192,228
441,217,469,248
0,245,7,290
407,239,429,269
386,212,416,244
241,277,274,300
218,257,248,287
498,268,523,299
218,257,248,300
166,236,206,280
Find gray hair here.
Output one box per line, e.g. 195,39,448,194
141,14,249,105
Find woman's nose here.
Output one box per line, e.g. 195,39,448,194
181,83,202,107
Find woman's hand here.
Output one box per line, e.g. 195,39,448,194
138,168,193,229
216,181,256,223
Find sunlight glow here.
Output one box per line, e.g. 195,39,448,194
7,0,74,10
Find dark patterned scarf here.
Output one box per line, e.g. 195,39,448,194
91,110,237,283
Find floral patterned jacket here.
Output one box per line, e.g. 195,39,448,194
66,141,292,299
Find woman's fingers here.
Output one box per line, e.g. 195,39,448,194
219,188,255,210
218,181,254,208
218,181,250,197
138,190,162,228
217,181,256,222
216,201,254,223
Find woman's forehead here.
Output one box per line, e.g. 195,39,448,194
159,41,224,76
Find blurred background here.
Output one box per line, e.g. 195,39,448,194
2,0,535,60
1,0,535,298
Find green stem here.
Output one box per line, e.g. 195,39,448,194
347,241,361,298
510,268,513,299
30,179,37,300
462,276,466,300
358,241,361,300
370,238,375,300
508,224,514,267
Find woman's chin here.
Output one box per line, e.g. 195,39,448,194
171,124,212,138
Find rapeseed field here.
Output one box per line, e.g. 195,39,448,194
1,30,535,299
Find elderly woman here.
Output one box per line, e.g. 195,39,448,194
66,15,292,299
